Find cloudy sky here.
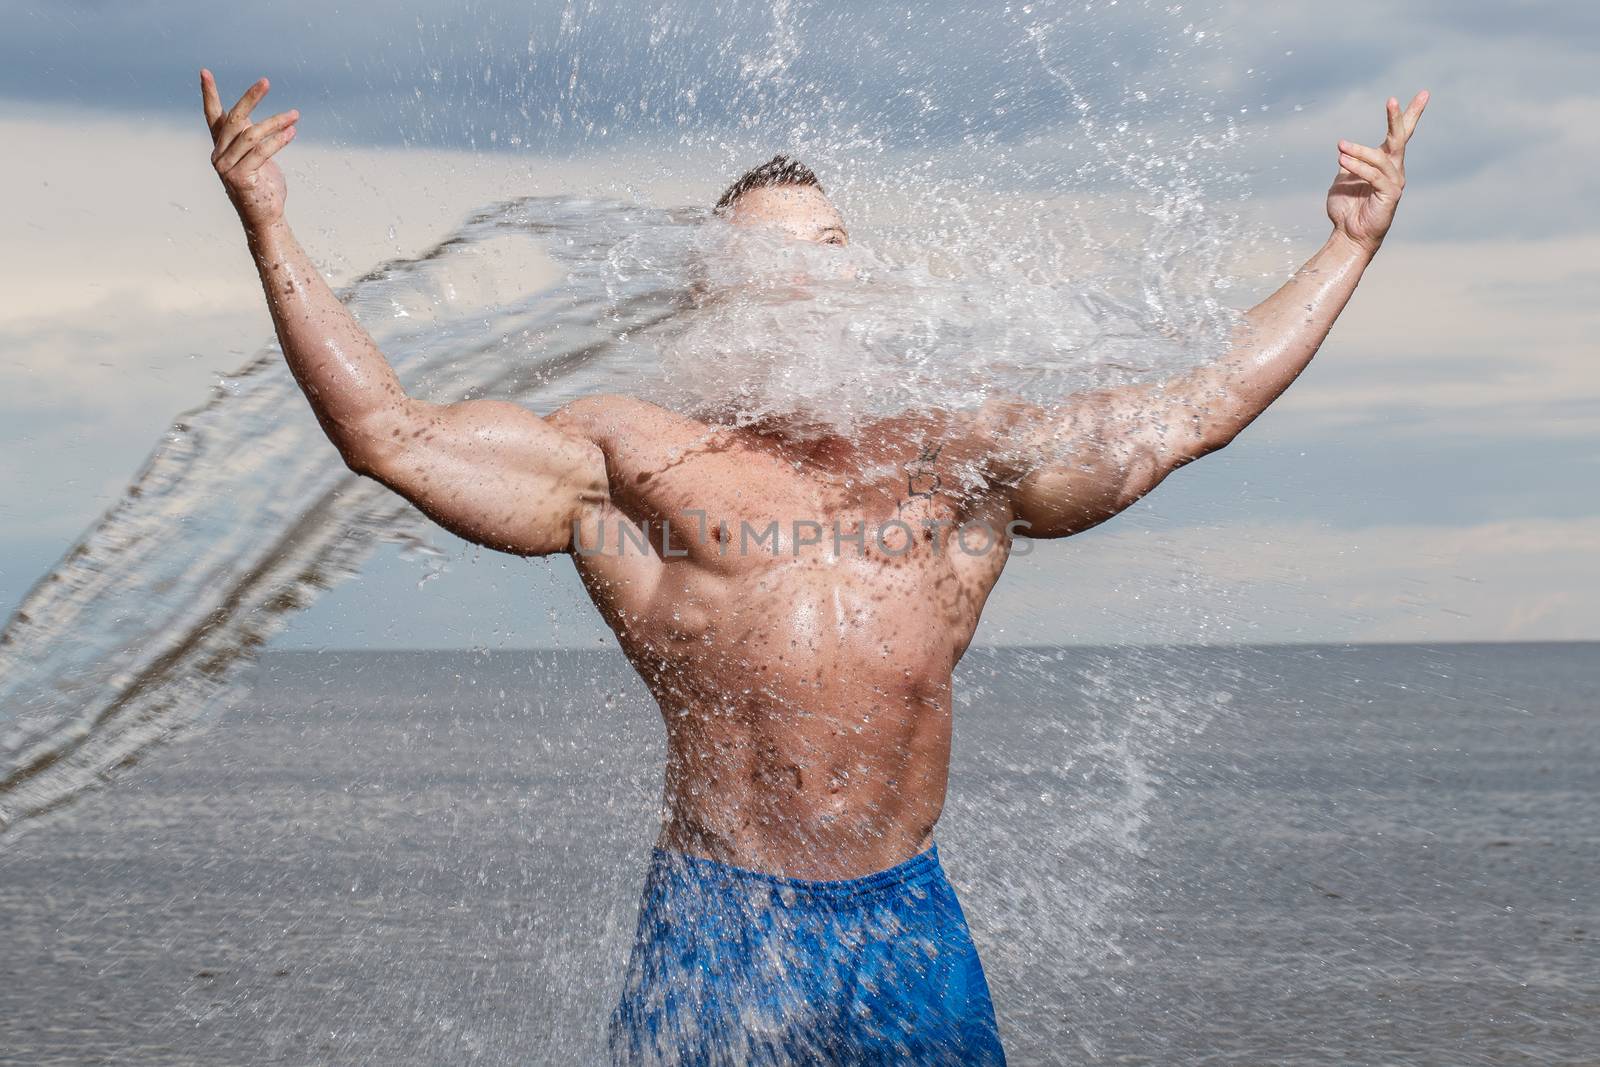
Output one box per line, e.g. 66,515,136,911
2,0,1596,648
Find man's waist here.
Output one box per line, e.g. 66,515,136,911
646,839,946,905
660,771,942,868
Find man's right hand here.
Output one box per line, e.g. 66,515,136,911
201,69,298,230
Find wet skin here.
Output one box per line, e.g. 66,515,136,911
550,401,1014,877
201,69,1428,879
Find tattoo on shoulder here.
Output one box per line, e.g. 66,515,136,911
903,443,943,503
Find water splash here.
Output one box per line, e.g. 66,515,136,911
644,208,1241,436
0,185,1241,828
0,199,688,832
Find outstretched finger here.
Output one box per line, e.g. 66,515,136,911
200,69,224,134
1338,139,1398,177
223,78,270,134
214,77,270,158
1400,90,1430,141
1384,96,1403,148
1339,152,1387,188
216,110,300,172
232,122,297,176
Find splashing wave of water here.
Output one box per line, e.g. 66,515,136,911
0,190,1241,833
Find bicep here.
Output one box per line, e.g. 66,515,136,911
352,398,609,556
997,385,1213,539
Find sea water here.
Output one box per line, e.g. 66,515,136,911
0,644,1594,1064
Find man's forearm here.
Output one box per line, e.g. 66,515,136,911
1176,229,1374,449
244,217,408,460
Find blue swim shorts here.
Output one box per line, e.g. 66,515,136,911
608,844,1006,1066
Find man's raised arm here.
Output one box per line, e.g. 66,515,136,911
200,70,608,557
996,91,1429,538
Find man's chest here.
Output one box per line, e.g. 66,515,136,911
607,441,981,566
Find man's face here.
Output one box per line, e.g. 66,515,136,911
725,184,849,246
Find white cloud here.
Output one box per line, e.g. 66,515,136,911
3,91,1595,643
983,514,1600,645
0,104,677,326
0,107,682,542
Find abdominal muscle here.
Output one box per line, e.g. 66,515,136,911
656,689,952,880
627,553,968,881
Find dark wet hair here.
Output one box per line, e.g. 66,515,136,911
713,154,824,214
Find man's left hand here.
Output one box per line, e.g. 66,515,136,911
1327,90,1429,255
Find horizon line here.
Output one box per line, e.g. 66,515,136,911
262,637,1600,655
